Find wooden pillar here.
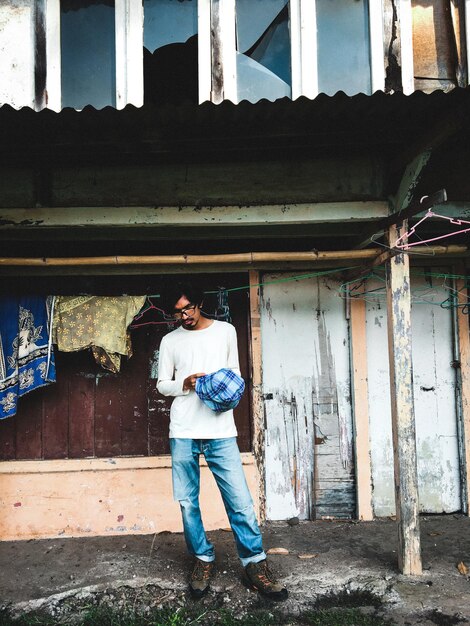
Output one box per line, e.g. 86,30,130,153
455,264,470,514
249,270,266,521
386,223,422,575
350,298,374,520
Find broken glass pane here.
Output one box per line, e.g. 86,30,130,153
61,0,116,110
144,0,197,53
316,0,371,96
236,0,291,103
143,0,198,105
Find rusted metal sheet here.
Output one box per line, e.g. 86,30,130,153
260,274,354,520
412,0,457,92
366,270,461,516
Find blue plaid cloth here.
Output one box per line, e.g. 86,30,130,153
195,368,245,413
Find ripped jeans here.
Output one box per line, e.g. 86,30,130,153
170,437,266,567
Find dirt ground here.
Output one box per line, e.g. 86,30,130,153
1,515,470,625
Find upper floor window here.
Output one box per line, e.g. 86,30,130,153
143,0,198,105
235,0,291,103
61,0,116,109
316,0,371,97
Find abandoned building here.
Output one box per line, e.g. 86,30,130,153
1,0,470,575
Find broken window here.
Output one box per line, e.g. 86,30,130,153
60,0,116,110
236,0,291,103
143,0,198,105
316,0,371,96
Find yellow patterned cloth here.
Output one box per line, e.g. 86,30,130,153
52,296,146,373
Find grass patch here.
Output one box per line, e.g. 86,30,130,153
0,607,281,626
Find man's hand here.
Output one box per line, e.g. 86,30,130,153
183,373,206,391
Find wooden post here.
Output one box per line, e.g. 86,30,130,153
386,223,422,575
350,298,374,520
249,270,266,521
455,264,470,514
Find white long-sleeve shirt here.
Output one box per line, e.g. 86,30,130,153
156,320,241,438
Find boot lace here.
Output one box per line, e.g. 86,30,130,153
254,561,277,586
193,559,212,581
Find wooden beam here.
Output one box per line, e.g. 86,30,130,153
386,222,422,576
0,202,390,230
354,189,447,250
350,298,374,520
249,270,266,522
455,265,470,515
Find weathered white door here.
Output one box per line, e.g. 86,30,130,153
260,274,354,520
366,272,461,516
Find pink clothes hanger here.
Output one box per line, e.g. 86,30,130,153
394,205,470,250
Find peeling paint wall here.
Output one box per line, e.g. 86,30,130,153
366,272,461,516
0,0,35,109
260,274,354,520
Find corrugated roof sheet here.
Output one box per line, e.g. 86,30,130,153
1,88,469,159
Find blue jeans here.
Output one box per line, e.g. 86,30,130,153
170,437,266,567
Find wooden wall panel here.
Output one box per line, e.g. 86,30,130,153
14,391,43,460
68,374,95,458
94,375,123,458
42,370,69,459
120,329,151,457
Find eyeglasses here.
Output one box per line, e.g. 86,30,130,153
173,304,197,320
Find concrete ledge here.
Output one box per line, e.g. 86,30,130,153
0,453,259,541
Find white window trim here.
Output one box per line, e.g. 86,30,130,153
45,0,143,112
198,0,212,103
369,0,385,93
398,0,414,95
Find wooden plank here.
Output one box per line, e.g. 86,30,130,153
455,264,470,514
249,270,265,521
42,366,69,459
120,329,150,457
94,375,122,457
0,415,17,460
68,358,95,459
386,222,422,575
14,391,43,460
350,298,374,520
68,376,95,458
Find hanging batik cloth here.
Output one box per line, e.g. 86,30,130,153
52,296,146,373
0,296,56,419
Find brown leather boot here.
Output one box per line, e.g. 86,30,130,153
244,559,288,601
189,558,215,599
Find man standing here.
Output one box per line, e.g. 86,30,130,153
157,284,288,601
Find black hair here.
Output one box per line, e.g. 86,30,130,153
164,282,205,312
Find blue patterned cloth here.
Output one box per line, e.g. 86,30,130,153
0,296,56,419
195,368,245,413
